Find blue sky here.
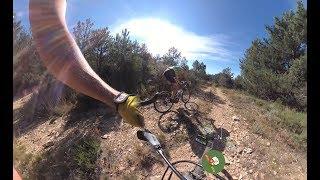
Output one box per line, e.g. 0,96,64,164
13,0,306,76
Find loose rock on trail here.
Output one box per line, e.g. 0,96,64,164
13,85,307,179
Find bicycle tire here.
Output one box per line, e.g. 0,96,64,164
184,102,199,112
154,92,173,113
181,87,191,103
161,160,203,180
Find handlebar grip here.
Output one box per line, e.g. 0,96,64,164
136,130,161,147
137,130,148,141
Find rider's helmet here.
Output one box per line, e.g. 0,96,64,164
163,66,176,83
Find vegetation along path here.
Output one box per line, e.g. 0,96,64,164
13,84,306,180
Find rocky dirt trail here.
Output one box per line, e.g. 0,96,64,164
13,85,306,180
203,86,307,180
13,92,34,111
97,85,307,180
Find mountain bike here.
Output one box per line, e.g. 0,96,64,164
137,129,204,180
140,81,191,113
136,128,228,180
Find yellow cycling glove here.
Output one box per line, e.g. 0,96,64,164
116,94,145,128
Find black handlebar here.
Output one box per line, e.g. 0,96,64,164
139,91,171,106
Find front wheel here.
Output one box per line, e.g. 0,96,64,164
154,92,173,113
181,88,191,103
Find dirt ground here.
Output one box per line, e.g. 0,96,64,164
13,85,307,180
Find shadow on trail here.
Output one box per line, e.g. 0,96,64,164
157,100,200,133
156,101,200,133
178,109,233,180
97,115,122,135
157,106,230,155
194,116,230,152
64,97,109,128
13,93,61,138
193,88,226,105
63,97,122,137
13,81,74,138
29,124,102,180
221,169,234,180
177,108,230,156
23,103,123,179
158,111,182,133
157,104,233,180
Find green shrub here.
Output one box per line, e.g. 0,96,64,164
229,90,307,150
251,121,266,137
277,108,306,134
73,137,101,174
13,141,42,180
123,174,138,180
239,2,307,110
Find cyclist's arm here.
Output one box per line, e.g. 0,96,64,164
29,0,119,109
13,167,22,180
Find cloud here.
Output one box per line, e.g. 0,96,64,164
110,17,234,62
15,11,26,18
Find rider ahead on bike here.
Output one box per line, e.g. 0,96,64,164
163,66,181,102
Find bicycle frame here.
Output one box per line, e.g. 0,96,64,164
137,130,203,180
137,130,187,179
140,81,189,106
139,81,190,113
140,91,169,106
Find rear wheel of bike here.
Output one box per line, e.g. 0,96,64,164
162,160,203,180
154,92,173,113
181,88,190,103
184,102,199,112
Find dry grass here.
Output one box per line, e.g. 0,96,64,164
51,101,74,117
173,131,189,145
126,143,162,174
13,140,42,179
72,137,101,178
225,88,307,152
122,174,139,180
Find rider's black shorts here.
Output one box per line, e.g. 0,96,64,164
164,69,176,83
165,75,176,83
